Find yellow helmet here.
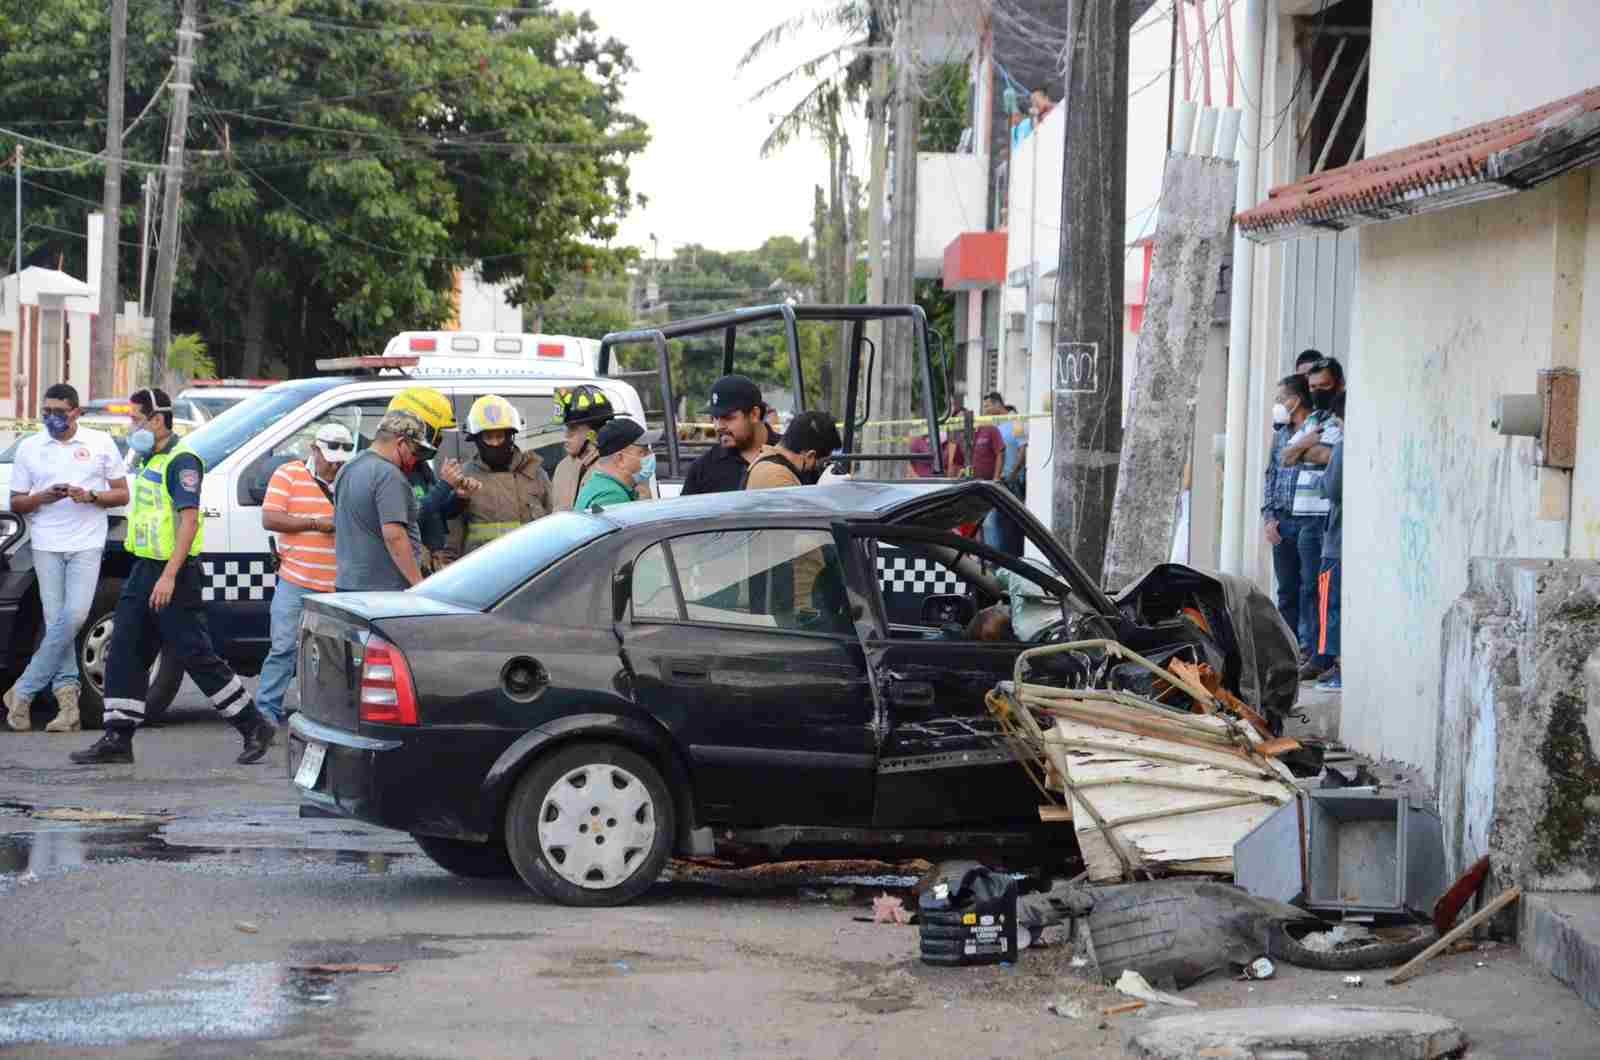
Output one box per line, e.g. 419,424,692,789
386,387,454,449
466,394,524,437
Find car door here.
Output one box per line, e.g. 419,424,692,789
617,526,877,827
847,524,1071,829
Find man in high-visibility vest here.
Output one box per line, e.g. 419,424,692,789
69,388,277,766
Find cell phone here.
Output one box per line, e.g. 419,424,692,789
50,483,72,496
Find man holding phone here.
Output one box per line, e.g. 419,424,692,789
5,384,128,733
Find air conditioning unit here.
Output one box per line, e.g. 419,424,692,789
1007,311,1027,333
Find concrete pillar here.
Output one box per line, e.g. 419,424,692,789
1438,558,1600,894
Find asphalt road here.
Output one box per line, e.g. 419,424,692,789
2,687,1598,1059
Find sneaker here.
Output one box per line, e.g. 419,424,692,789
69,729,134,764
1315,667,1342,692
1299,660,1330,683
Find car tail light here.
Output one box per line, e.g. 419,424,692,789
409,336,438,352
358,636,419,725
536,343,565,358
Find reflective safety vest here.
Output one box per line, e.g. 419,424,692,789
126,443,206,561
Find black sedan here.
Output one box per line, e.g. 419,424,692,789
289,480,1297,906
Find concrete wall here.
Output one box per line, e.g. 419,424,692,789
1570,172,1600,560
1345,176,1585,781
915,153,986,278
1368,0,1600,155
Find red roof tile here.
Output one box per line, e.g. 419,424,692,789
1237,84,1600,240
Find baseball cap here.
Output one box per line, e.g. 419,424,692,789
595,418,662,457
706,374,764,417
378,409,438,457
313,423,355,464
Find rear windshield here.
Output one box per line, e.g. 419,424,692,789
414,511,614,610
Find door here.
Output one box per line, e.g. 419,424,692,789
619,527,876,826
848,526,1069,828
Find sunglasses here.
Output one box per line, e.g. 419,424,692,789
319,440,354,452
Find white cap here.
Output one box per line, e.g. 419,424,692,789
313,423,355,464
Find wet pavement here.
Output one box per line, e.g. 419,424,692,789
4,702,1600,1058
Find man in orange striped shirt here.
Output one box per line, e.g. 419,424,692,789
257,424,353,724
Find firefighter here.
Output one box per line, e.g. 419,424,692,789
444,394,552,557
550,384,615,511
382,386,468,572
69,388,277,766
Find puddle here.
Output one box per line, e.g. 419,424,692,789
0,962,344,1048
0,826,439,884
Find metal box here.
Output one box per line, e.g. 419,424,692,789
1234,790,1447,917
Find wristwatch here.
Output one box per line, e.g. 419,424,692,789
87,490,98,505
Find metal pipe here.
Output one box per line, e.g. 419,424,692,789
1176,0,1193,103
781,303,805,411
1219,0,1266,574
1221,0,1238,108
1195,0,1213,107
1314,48,1369,174
652,331,681,479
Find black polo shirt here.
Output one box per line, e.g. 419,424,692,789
680,424,775,495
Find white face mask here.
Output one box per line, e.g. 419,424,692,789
1272,401,1291,426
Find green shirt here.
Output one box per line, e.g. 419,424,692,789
573,469,635,513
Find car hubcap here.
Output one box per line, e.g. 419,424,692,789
80,615,159,694
537,764,656,890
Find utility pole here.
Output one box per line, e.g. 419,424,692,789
885,0,921,426
11,147,19,283
149,0,199,384
93,0,128,401
138,173,155,313
863,14,891,428
1050,0,1130,584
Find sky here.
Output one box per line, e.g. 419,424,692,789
575,1,868,257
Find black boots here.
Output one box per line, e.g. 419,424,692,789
69,728,135,764
231,705,278,765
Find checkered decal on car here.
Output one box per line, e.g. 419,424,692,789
201,558,276,602
876,546,964,598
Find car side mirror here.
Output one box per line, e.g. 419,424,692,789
921,593,975,628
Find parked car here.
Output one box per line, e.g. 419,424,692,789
0,365,651,727
175,381,276,421
289,479,1299,906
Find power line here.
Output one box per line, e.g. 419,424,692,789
0,126,168,172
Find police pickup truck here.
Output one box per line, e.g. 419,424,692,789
0,337,648,728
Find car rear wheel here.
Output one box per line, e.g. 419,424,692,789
77,584,184,729
504,743,674,907
410,834,517,879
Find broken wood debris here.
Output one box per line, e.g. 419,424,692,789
1386,886,1522,985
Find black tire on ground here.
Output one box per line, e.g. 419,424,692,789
411,833,517,879
504,742,675,908
75,583,183,730
1266,920,1438,971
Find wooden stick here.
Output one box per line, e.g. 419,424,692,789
1038,804,1074,823
1385,885,1521,985
1102,1000,1146,1016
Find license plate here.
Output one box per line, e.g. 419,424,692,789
294,741,327,790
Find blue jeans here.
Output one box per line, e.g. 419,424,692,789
1270,515,1325,656
16,548,101,697
257,579,314,724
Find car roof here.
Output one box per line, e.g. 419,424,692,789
586,480,964,528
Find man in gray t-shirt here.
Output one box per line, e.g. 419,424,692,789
333,412,431,591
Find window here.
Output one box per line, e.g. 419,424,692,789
238,396,393,507
631,530,852,635
417,511,614,611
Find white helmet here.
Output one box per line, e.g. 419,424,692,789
465,394,524,437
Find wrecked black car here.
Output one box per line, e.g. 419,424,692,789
288,480,1297,906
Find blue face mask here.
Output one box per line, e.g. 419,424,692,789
128,429,156,456
635,453,656,482
43,413,71,438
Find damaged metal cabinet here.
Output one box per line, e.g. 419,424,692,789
1234,790,1447,917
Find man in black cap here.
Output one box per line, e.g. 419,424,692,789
680,374,776,496
743,411,843,490
573,419,662,512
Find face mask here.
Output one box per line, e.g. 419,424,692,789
43,412,71,438
1310,389,1335,413
1271,402,1291,427
475,439,516,471
397,441,420,473
635,453,656,482
797,457,824,486
128,429,155,456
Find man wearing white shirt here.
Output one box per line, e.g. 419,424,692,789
5,384,129,732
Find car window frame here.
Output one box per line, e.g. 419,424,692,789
624,525,859,642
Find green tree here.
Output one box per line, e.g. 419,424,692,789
0,0,645,378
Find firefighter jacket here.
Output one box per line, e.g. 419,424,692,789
445,448,553,556
550,444,600,512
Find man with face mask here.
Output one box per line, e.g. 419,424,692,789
1281,361,1344,682
333,409,435,592
1262,373,1317,657
550,384,615,511
442,395,552,558
574,419,660,512
70,388,277,765
6,384,128,733
742,411,843,489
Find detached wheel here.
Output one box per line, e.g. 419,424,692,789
77,583,183,730
504,743,674,907
411,834,517,879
